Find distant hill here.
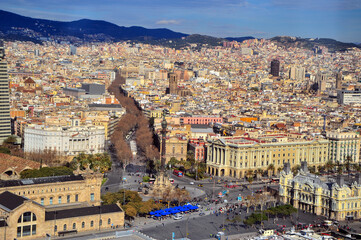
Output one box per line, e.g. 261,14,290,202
270,36,360,52
0,9,357,52
0,9,187,42
143,34,230,49
225,36,255,42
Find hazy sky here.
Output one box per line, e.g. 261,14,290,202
1,0,361,42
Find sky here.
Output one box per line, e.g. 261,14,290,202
1,0,361,43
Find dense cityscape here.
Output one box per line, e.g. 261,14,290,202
0,6,361,240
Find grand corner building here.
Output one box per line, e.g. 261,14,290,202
0,40,11,144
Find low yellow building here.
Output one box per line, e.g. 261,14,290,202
206,135,329,178
280,162,361,221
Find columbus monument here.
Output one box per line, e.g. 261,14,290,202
151,109,174,198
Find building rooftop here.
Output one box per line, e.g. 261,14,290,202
0,191,27,210
45,204,122,220
0,175,84,188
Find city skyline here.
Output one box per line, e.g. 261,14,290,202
1,0,361,43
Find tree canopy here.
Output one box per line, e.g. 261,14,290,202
20,166,73,179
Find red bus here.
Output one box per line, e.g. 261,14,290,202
173,170,183,177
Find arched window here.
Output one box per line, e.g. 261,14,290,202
17,212,37,237
108,218,111,225
54,225,57,232
90,220,94,227
72,223,76,229
82,222,85,228
63,224,67,231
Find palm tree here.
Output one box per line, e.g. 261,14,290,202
267,164,275,177
246,169,254,178
325,161,334,173
255,168,263,179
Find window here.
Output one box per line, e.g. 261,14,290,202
75,194,79,202
91,221,94,227
41,198,44,205
90,193,95,201
50,197,53,205
82,222,85,228
17,212,37,237
63,224,67,231
108,218,111,225
54,225,57,232
73,223,76,229
58,196,62,204
99,219,102,226
67,195,70,203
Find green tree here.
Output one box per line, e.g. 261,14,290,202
0,147,11,154
124,205,137,219
244,213,268,226
325,161,334,173
20,167,73,179
168,157,179,168
267,164,275,177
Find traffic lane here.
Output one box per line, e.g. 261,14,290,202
140,212,257,240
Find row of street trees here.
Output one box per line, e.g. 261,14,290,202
108,73,159,167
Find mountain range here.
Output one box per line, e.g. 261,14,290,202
0,9,359,52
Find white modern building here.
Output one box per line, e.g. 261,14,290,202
24,124,105,156
337,89,361,104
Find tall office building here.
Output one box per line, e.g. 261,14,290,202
289,66,305,81
0,40,11,144
270,59,280,77
336,72,342,90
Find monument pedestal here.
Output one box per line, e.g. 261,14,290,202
151,171,175,200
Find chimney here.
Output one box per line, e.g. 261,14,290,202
300,161,309,173
336,175,344,187
283,162,291,174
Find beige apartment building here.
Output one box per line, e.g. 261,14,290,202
207,135,329,178
326,130,360,164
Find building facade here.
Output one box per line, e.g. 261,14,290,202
326,131,360,164
280,162,361,221
0,168,124,239
24,124,105,156
337,89,361,105
0,40,11,144
270,59,280,77
206,136,329,178
181,115,223,125
162,135,188,163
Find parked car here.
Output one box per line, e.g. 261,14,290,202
190,182,194,185
173,215,183,220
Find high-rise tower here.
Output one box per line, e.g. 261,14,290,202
0,40,11,144
270,59,280,77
